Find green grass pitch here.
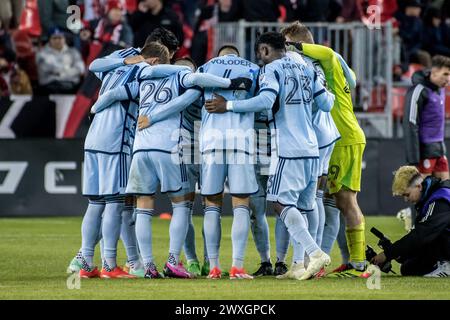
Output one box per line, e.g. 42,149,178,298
0,215,449,300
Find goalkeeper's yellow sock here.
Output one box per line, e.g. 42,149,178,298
345,219,366,270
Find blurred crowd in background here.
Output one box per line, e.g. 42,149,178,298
0,0,448,97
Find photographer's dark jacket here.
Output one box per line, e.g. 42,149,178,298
403,70,446,165
384,177,450,261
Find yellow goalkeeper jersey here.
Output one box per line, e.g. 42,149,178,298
302,44,365,146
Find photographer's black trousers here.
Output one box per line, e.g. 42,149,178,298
400,244,445,276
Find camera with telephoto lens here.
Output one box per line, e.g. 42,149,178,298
365,227,396,274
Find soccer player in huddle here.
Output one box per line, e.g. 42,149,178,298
196,45,261,279
67,28,183,277
297,29,369,278
92,48,253,278
276,22,353,279
206,32,335,280
136,57,208,276
76,42,180,279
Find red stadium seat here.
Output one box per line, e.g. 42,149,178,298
391,87,407,119
402,63,424,80
367,85,386,113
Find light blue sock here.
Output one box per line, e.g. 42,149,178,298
316,190,326,247
168,201,191,265
231,205,251,268
120,205,140,266
250,196,271,263
102,199,124,270
291,236,305,265
203,206,221,269
280,206,320,257
307,205,319,242
275,216,289,263
292,212,309,264
337,214,350,264
81,200,104,267
135,208,156,265
96,224,104,262
321,198,340,255
183,203,198,262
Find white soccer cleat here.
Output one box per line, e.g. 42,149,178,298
291,263,307,280
424,261,450,278
300,251,331,280
276,266,293,280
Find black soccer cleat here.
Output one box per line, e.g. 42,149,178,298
252,262,274,276
273,262,288,276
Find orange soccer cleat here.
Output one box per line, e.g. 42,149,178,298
207,267,222,279
79,267,100,278
100,266,137,279
229,266,254,280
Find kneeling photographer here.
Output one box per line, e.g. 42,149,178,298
371,166,450,277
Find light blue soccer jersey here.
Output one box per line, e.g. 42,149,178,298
231,55,334,159
260,56,326,158
287,51,341,148
130,67,202,154
84,64,140,155
198,54,259,153
89,47,141,74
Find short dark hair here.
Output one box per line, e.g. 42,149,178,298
144,27,180,54
254,32,286,54
432,55,450,69
140,42,170,64
217,44,240,56
174,56,197,70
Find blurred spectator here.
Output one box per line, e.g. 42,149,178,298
0,20,16,96
37,0,71,41
129,0,184,48
0,32,32,95
10,63,33,95
190,0,241,66
83,0,134,64
36,28,85,94
333,0,363,22
168,0,200,27
296,0,331,22
422,7,450,56
0,58,11,98
0,21,15,57
237,0,281,22
82,0,138,21
12,30,39,87
0,0,24,30
396,0,432,68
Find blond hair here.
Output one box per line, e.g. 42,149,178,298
280,21,314,44
392,166,421,196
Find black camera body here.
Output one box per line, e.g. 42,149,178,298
365,227,396,274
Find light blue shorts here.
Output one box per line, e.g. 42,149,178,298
83,151,130,197
200,151,258,196
126,151,189,197
319,143,335,176
266,157,319,211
